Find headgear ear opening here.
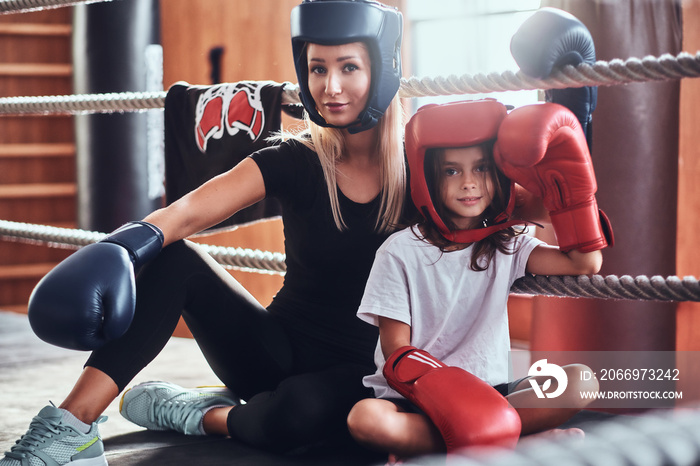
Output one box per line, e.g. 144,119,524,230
290,0,403,133
405,100,524,244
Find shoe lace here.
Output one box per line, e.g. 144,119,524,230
152,399,198,432
5,415,65,459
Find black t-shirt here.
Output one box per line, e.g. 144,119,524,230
250,139,393,369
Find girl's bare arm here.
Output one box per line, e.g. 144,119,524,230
378,317,412,360
526,244,602,276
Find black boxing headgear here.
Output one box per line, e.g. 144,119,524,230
405,100,525,244
290,0,403,133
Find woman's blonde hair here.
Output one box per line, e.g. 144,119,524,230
281,95,406,233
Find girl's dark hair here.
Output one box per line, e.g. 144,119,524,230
416,140,523,271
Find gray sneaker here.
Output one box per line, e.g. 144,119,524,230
119,381,238,435
0,404,107,466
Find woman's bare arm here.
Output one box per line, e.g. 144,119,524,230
144,157,266,246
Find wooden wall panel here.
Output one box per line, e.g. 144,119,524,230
0,76,72,96
0,155,74,184
0,8,71,24
0,116,74,144
160,0,299,88
0,27,71,64
0,7,75,312
0,195,75,224
677,0,700,352
0,241,72,266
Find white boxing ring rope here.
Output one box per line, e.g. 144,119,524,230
0,220,288,275
1,219,699,301
2,49,700,115
1,51,700,299
0,0,105,14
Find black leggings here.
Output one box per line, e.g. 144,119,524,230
86,240,373,452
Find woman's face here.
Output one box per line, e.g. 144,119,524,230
306,42,372,128
438,146,495,230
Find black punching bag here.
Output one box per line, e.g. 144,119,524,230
73,0,163,232
531,0,681,352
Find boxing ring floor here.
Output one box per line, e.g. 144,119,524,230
0,310,617,465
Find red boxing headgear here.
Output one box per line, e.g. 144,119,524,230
405,99,523,243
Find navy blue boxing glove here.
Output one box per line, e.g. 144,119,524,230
511,7,597,149
28,221,164,351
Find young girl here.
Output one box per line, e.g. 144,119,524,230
2,1,408,464
347,99,605,460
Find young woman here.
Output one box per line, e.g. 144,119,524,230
1,1,407,464
347,99,607,461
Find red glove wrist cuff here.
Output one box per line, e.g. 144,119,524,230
550,198,614,252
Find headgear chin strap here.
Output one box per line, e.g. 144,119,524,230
405,100,528,244
290,0,403,133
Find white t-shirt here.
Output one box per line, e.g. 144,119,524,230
357,226,543,400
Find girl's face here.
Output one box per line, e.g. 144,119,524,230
306,42,372,128
438,146,495,230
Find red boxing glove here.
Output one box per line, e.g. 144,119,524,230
494,103,613,252
383,346,521,452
